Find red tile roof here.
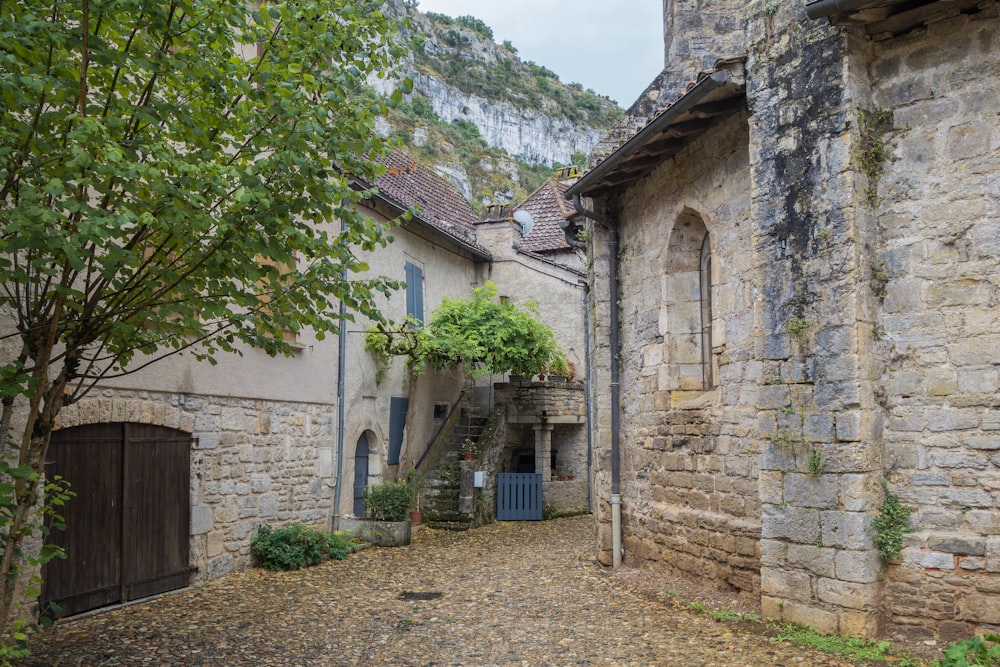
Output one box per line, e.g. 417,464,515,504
515,180,575,253
373,151,485,253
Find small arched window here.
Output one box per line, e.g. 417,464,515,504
664,211,714,391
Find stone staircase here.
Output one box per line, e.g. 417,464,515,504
421,409,488,529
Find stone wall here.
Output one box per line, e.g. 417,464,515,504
745,7,888,638
585,0,999,644
56,390,337,581
604,108,761,600
868,13,1000,644
493,381,589,512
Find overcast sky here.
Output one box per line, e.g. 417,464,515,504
410,1,664,107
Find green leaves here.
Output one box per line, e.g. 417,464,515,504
0,0,413,399
365,281,566,381
0,1,410,649
869,483,915,568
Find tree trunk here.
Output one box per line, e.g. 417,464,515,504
0,336,70,631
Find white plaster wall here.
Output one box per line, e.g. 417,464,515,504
485,254,589,381
334,207,485,517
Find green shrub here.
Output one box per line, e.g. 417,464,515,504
251,523,354,571
940,634,1000,667
870,483,914,567
363,482,412,522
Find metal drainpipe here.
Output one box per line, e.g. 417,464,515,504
572,194,622,568
583,283,594,514
331,243,348,531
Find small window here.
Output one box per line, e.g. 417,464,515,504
388,396,408,466
433,403,449,420
664,211,714,391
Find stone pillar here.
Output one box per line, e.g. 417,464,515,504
534,423,553,478
458,460,476,514
748,9,883,638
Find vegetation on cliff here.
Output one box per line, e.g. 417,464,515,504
375,7,620,208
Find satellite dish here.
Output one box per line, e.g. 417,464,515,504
513,209,534,237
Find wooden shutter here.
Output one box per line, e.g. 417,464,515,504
404,261,424,324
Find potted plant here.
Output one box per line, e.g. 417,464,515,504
460,438,477,461
546,357,573,382
406,469,425,525
359,482,412,546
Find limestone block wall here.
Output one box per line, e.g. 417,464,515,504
868,14,1000,643
586,0,997,643
56,390,337,581
610,109,761,599
746,10,889,637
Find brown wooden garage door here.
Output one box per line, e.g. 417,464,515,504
42,423,193,617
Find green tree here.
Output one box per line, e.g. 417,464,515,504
0,0,409,645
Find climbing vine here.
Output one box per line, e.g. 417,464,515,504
869,483,915,569
855,106,893,204
365,282,568,383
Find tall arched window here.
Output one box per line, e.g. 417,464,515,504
699,234,714,389
665,211,714,391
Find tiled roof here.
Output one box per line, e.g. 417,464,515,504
515,180,575,253
373,150,485,253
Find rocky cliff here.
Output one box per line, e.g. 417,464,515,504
411,72,605,167
371,2,620,206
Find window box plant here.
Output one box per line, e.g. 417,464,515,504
346,482,411,546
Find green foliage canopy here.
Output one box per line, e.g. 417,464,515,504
365,281,568,380
1,0,410,387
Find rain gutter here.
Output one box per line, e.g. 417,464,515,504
332,227,348,530
805,0,879,20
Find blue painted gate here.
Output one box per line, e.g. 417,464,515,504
497,473,543,520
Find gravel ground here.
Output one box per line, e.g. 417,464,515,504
23,516,923,666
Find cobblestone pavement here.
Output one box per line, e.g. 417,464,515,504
25,516,904,666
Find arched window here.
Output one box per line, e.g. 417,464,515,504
664,211,714,391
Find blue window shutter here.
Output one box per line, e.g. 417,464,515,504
388,396,408,465
404,262,415,320
404,262,424,324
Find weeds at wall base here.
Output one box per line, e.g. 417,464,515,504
656,592,927,666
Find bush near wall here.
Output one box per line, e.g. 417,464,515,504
251,523,355,571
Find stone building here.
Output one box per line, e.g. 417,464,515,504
567,0,999,644
23,149,589,617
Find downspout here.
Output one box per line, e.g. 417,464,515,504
583,283,594,514
572,194,622,568
331,247,348,531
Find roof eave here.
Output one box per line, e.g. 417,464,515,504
805,0,879,20
351,179,492,261
565,67,746,199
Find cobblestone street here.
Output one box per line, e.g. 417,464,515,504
25,516,915,666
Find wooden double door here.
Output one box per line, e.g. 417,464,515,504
42,423,193,617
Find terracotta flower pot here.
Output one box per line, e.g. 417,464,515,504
463,451,475,461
